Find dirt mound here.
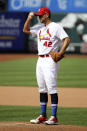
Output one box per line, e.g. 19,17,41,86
0,122,87,131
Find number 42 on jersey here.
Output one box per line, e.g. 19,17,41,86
43,41,52,47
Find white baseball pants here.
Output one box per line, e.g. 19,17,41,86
36,56,60,94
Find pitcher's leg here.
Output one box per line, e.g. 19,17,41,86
51,93,58,117
44,61,59,125
40,93,48,117
36,58,48,122
44,62,59,94
36,58,48,93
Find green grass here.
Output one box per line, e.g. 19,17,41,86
58,57,87,87
0,105,87,127
0,57,87,87
0,58,37,86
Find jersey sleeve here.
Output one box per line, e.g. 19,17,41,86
30,24,44,37
56,24,68,40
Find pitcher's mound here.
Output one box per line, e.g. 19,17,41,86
0,122,87,131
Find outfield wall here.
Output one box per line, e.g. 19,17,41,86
0,0,87,54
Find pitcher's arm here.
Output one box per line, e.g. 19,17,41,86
23,12,35,34
59,37,70,55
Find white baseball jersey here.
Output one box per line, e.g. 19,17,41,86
30,22,68,55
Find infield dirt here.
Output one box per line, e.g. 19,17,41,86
0,86,87,107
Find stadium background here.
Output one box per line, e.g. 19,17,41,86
0,0,87,54
0,0,87,131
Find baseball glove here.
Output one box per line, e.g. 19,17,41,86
50,51,64,62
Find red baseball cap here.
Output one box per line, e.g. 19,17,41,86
35,7,51,16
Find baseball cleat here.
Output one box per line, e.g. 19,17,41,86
44,116,58,125
30,115,48,124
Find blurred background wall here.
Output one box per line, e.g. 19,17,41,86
0,0,87,54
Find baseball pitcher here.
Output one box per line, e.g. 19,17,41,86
23,7,70,125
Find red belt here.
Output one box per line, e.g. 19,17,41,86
39,54,50,57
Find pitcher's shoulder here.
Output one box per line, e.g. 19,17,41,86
51,22,62,28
